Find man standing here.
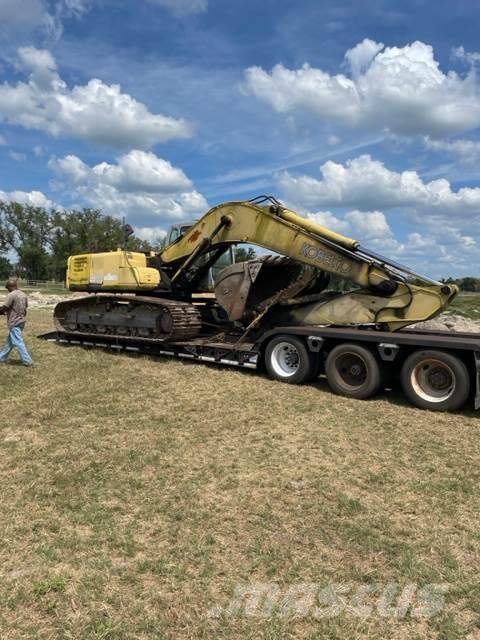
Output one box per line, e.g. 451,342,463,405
0,278,33,366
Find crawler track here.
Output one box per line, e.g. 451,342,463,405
54,294,203,342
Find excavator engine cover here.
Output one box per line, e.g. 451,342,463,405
215,256,326,322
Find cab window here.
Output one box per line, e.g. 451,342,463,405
168,227,180,244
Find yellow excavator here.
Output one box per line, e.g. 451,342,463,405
56,195,456,335
52,196,478,412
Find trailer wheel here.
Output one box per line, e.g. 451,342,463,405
265,335,317,384
325,344,382,400
401,350,470,411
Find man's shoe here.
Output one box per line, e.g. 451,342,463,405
23,362,34,367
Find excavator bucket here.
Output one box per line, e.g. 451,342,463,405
214,256,322,321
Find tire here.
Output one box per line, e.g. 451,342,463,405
325,343,382,400
265,335,318,384
401,350,470,411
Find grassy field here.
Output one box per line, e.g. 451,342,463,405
0,309,479,639
447,293,480,321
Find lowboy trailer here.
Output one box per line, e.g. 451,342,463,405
40,324,480,412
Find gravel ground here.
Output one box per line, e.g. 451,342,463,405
412,313,480,333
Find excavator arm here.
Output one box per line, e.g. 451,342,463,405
158,197,457,331
160,198,389,289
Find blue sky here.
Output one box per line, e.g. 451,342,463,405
1,0,480,277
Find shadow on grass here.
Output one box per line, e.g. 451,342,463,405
0,360,33,367
309,376,480,420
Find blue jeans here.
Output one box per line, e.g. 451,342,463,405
0,323,33,365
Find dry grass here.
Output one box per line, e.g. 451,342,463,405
0,309,478,639
449,293,480,320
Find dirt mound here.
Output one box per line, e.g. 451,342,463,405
412,313,480,333
27,291,89,307
0,291,86,308
28,291,67,307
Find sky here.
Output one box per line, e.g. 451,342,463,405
1,0,480,278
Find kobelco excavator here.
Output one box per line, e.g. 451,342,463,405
51,196,480,412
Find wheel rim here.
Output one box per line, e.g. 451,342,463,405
270,342,300,378
334,352,368,388
411,358,456,403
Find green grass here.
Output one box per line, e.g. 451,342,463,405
447,292,480,320
0,309,478,639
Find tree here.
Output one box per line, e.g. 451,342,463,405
50,209,157,280
0,201,178,281
0,201,52,279
235,246,257,262
458,277,478,292
0,255,13,280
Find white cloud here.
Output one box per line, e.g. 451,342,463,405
393,227,478,273
278,154,480,276
288,203,477,277
0,189,52,208
305,210,350,234
0,135,6,146
344,210,393,240
0,0,58,41
0,0,93,43
135,226,167,242
278,154,480,217
146,0,207,16
303,208,394,244
344,38,385,78
33,145,45,157
423,136,480,163
243,39,480,138
91,150,193,193
51,154,91,184
327,134,341,146
0,47,192,148
60,0,93,17
8,150,27,162
452,46,480,66
50,150,209,224
305,206,393,239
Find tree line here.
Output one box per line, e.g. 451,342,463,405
0,201,478,288
0,201,161,281
441,276,480,292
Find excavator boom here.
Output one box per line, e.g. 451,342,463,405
158,196,457,331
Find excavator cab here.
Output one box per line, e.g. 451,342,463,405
163,220,236,291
